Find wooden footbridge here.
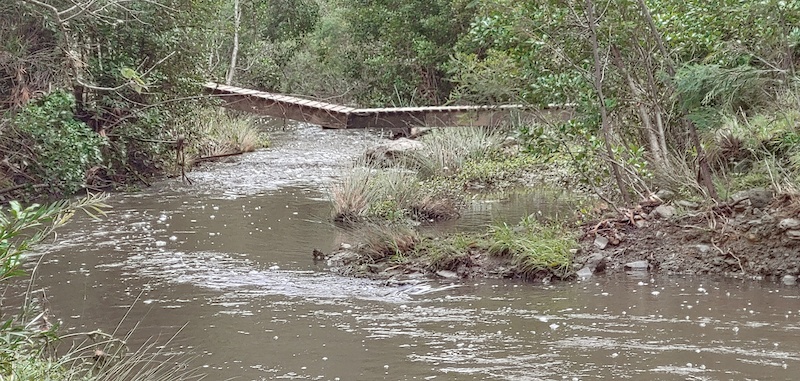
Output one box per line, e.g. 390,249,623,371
204,82,572,130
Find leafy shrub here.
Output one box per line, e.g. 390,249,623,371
516,122,563,160
11,91,104,196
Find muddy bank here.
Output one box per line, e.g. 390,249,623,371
326,132,799,284
324,187,800,285
575,190,800,282
322,217,577,284
323,242,541,282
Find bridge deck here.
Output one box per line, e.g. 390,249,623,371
204,82,570,129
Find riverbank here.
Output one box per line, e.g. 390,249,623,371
575,191,800,282
325,132,800,284
324,187,800,284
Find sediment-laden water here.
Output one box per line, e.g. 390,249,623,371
30,122,800,380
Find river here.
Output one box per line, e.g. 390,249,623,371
32,122,800,380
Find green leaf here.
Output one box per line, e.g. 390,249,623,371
120,67,138,80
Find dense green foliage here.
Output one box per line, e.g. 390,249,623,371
1,0,224,197
210,0,320,89
2,0,800,201
342,0,474,105
10,91,104,196
443,0,799,200
229,0,798,201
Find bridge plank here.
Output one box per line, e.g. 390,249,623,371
203,82,571,129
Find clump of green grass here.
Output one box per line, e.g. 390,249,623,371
405,127,505,178
486,216,576,280
418,233,481,272
350,222,420,262
331,163,461,223
192,109,267,160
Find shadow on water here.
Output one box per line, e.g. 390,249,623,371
28,122,800,380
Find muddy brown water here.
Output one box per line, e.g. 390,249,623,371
28,123,800,380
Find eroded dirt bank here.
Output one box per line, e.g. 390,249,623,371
324,187,800,284
576,191,800,282
319,134,800,284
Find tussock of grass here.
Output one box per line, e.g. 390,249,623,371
331,166,418,222
405,127,504,178
331,167,380,222
487,216,576,279
192,109,267,160
419,234,481,271
352,222,420,261
331,128,528,224
331,163,461,223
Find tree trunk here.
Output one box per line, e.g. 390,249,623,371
641,56,669,157
636,0,718,201
610,45,665,168
225,0,241,85
585,0,630,205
